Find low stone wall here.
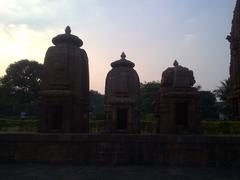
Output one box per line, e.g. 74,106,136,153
0,133,239,167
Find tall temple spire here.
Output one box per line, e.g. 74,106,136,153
234,0,240,14
230,0,240,39
228,0,240,119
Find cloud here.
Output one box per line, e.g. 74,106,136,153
0,0,104,29
183,33,195,44
0,0,51,25
0,0,234,93
0,23,61,75
0,0,105,72
185,17,198,24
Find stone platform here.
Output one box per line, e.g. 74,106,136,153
0,133,240,167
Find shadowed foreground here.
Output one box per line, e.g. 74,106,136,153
1,133,240,166
0,164,240,180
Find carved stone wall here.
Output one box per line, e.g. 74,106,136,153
155,61,200,133
105,53,140,133
0,133,239,167
40,26,89,133
228,0,240,119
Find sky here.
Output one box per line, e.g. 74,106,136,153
0,0,236,93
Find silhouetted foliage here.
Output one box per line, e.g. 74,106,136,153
0,60,43,116
90,90,104,115
214,78,232,102
213,78,232,116
199,91,218,120
140,81,160,116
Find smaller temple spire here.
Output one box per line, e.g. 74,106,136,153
173,60,179,67
52,25,83,47
121,52,126,60
65,26,71,34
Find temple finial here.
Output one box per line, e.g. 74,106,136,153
65,26,71,34
121,52,126,59
173,60,179,67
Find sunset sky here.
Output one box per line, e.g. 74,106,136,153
0,0,236,93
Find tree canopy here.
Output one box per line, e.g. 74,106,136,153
89,90,104,114
199,91,218,119
0,60,230,120
213,78,232,116
140,81,160,116
0,60,43,116
213,78,231,102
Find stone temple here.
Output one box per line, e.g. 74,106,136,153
227,0,240,119
104,52,140,133
155,60,200,134
40,26,89,133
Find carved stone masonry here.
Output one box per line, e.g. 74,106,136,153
228,0,240,119
40,26,89,133
155,60,200,134
105,52,140,133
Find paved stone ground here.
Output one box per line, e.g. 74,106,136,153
0,164,240,180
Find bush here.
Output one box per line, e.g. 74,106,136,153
1,117,240,135
140,114,156,134
140,120,155,134
89,120,105,133
90,113,106,121
201,120,240,135
0,119,40,132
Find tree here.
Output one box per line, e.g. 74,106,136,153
89,90,104,114
213,78,232,115
140,81,160,116
213,78,231,102
199,91,218,119
0,60,43,116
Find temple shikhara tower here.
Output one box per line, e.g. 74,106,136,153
228,0,240,119
155,60,200,134
40,26,89,132
104,53,140,133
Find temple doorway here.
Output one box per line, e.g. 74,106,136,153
50,105,63,130
116,108,128,130
176,102,188,127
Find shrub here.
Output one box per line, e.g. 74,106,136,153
89,120,105,133
201,120,240,135
0,119,40,132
